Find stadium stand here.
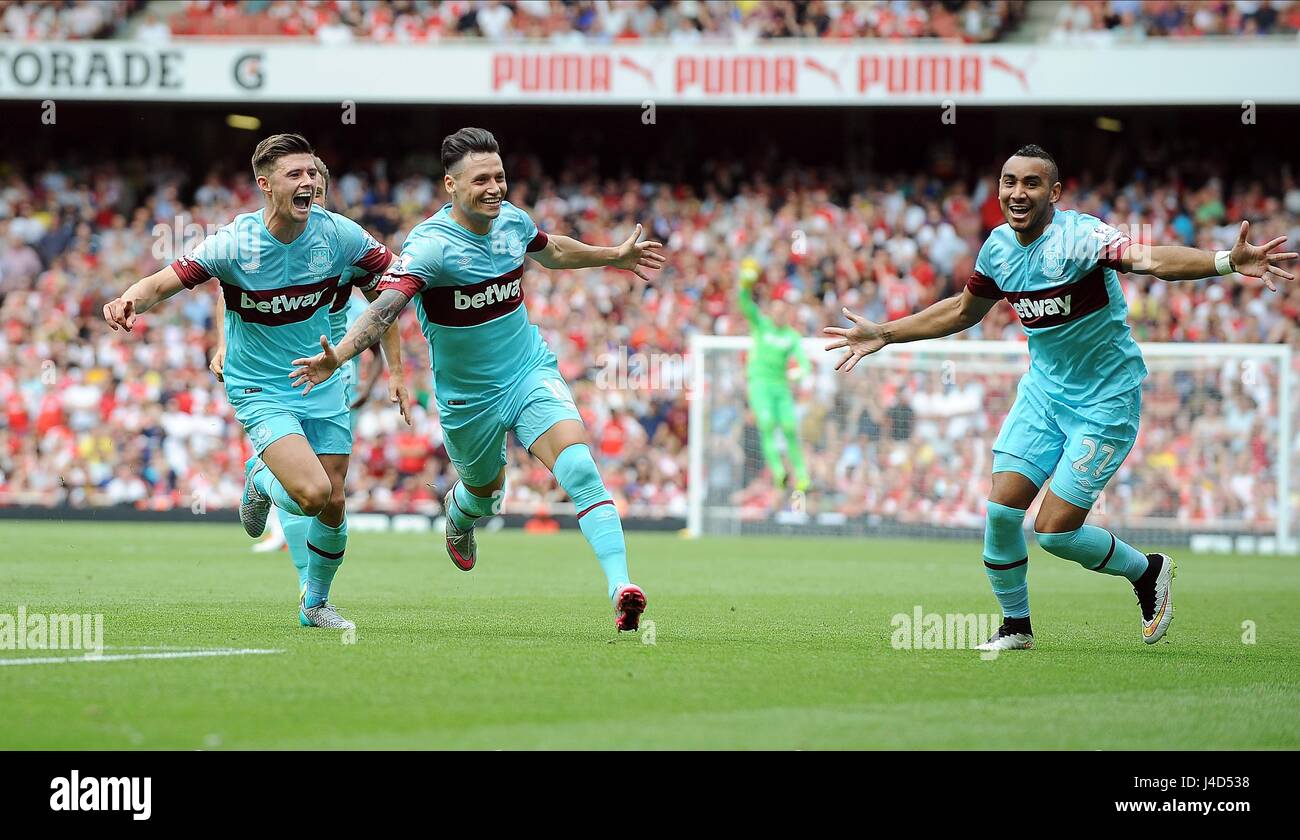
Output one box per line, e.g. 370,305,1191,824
1,1,1027,43
2,145,1296,520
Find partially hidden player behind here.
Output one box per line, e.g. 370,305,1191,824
208,154,411,589
289,127,667,632
104,133,404,631
738,257,812,501
825,144,1296,651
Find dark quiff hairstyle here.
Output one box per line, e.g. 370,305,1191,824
251,133,315,178
441,127,500,173
1011,144,1059,185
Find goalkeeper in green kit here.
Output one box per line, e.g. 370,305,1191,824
738,258,812,494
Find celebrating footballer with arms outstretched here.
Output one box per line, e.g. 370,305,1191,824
290,128,667,632
825,144,1296,651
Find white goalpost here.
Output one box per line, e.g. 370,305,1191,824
688,335,1296,552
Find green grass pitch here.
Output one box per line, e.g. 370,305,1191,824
1,521,1297,749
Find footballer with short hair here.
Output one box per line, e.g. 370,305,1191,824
209,153,411,587
825,144,1296,650
104,133,403,631
290,127,667,632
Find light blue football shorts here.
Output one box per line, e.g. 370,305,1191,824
438,360,583,488
992,375,1142,509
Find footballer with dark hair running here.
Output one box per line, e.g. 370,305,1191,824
105,133,402,631
825,144,1296,650
290,127,667,632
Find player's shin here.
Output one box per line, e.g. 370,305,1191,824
1035,526,1149,581
554,444,629,599
304,516,347,608
983,501,1030,620
449,481,497,530
281,512,313,589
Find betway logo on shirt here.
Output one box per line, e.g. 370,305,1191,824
222,275,339,326
1011,294,1071,320
454,276,522,311
240,288,326,314
1003,266,1109,329
422,266,525,327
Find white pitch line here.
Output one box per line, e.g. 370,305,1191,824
0,648,285,667
100,645,209,651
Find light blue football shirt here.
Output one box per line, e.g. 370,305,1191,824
173,204,391,416
375,201,550,409
969,208,1147,405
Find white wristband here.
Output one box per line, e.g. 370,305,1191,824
1214,250,1235,276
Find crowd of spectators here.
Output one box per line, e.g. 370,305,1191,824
7,1,1297,45
1,1,1025,44
165,0,1025,43
0,0,144,40
1,148,1297,532
1050,0,1300,41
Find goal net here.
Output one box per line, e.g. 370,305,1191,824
688,336,1296,551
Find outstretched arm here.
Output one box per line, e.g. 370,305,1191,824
1120,221,1296,290
103,265,187,332
289,288,412,395
530,223,666,280
824,289,997,373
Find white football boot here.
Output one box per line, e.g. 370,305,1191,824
1136,553,1176,645
975,622,1034,651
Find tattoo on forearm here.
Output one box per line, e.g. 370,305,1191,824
343,290,407,359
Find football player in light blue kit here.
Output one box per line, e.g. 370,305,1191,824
826,145,1296,650
104,134,406,631
212,156,412,588
290,128,667,632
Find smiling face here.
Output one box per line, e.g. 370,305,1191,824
445,151,506,229
258,152,318,224
999,155,1061,241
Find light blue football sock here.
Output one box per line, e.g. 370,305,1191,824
448,481,497,531
304,516,347,608
1036,525,1150,582
251,462,307,517
983,501,1030,620
281,510,312,590
553,444,629,600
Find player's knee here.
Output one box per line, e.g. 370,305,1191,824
294,479,333,517
1033,506,1077,536
985,500,1026,535
322,485,347,518
1035,527,1082,558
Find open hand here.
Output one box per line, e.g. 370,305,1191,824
612,223,667,282
289,335,342,396
823,307,887,373
1229,220,1297,292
